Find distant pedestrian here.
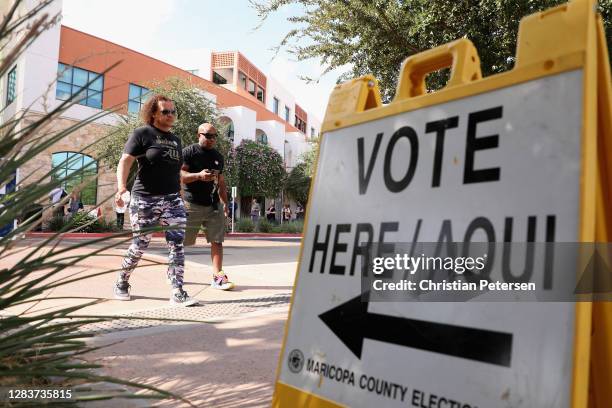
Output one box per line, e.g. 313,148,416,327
181,122,235,291
228,200,238,231
114,190,130,229
229,200,238,220
295,204,304,220
67,190,83,218
266,203,276,222
113,94,196,306
250,198,260,223
49,186,67,217
282,203,292,222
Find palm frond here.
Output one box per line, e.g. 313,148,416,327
0,1,195,405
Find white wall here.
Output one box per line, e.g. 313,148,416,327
219,105,256,145
218,106,311,170
0,0,121,127
265,76,321,140
60,105,121,125
1,0,63,124
307,113,322,140
255,120,284,148
284,131,309,168
266,77,294,122
20,0,63,114
196,88,217,105
213,68,233,84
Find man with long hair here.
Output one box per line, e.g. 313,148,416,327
114,94,197,306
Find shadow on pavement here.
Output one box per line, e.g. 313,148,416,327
87,311,287,407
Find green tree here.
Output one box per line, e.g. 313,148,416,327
223,145,239,191
285,161,311,205
299,136,320,178
281,136,319,206
232,140,286,198
253,0,612,101
96,77,230,169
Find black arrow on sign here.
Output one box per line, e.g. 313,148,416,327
319,293,513,367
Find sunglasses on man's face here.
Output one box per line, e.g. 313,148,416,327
160,109,177,116
199,132,217,140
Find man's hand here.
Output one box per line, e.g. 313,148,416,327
223,203,229,218
198,169,217,182
115,187,127,207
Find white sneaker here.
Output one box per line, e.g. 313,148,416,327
169,288,199,307
113,281,131,301
211,271,235,290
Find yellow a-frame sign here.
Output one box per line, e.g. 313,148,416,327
274,0,612,407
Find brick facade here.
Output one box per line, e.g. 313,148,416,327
18,113,116,221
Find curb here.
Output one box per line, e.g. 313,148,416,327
225,232,302,238
26,232,302,239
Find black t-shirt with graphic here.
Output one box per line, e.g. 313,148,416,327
124,125,183,196
182,144,224,205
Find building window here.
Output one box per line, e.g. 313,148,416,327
239,71,247,89
56,63,104,109
256,131,268,145
256,86,264,102
226,121,234,143
51,152,98,205
285,106,290,122
128,83,149,114
213,71,227,85
248,80,256,97
295,116,306,133
6,66,16,105
273,97,279,115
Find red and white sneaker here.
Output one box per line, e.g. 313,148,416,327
212,271,235,290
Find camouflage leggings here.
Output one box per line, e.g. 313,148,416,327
119,193,186,289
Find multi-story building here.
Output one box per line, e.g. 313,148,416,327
0,0,320,224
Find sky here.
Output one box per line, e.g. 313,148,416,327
61,0,348,121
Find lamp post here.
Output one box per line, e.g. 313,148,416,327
281,140,289,224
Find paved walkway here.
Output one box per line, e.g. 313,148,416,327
87,310,288,407
1,237,300,407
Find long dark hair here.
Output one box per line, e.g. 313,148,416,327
141,94,172,126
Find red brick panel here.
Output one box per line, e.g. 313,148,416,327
294,103,307,122
211,51,235,67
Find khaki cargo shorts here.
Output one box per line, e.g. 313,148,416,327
184,201,225,245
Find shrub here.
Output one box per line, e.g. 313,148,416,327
46,212,119,233
257,218,274,233
236,218,255,232
285,162,311,206
276,220,304,234
290,220,304,233
93,216,121,233
228,140,286,198
69,212,99,233
46,214,66,232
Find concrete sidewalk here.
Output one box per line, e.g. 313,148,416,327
1,237,300,407
87,310,288,407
